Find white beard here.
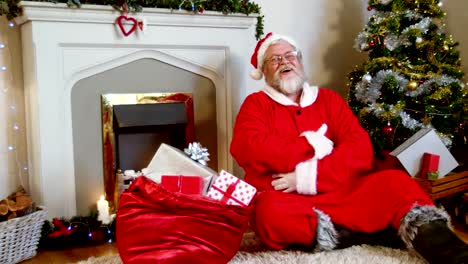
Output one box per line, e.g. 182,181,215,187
271,66,306,95
278,76,305,95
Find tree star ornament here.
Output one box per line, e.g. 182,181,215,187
184,142,210,166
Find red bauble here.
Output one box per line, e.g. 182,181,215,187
367,6,373,11
369,41,375,47
382,123,394,136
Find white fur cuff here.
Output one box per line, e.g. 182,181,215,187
301,131,333,160
296,159,317,195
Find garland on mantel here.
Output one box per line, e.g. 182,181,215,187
0,0,264,39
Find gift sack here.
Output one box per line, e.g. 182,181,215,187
116,176,252,264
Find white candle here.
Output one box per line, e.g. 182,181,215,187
97,195,110,224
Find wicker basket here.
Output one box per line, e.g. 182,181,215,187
0,207,47,264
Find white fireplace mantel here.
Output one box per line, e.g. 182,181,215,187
15,1,257,218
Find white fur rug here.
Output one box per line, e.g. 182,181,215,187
77,245,427,264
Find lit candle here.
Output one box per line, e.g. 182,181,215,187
97,195,110,224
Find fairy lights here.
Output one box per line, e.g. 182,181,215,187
1,19,29,188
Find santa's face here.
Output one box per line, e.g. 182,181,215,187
262,41,306,96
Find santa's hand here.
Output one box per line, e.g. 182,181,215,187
271,171,297,193
301,124,334,160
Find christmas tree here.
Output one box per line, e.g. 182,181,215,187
347,0,468,156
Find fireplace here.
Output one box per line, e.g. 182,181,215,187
15,1,257,217
101,92,197,210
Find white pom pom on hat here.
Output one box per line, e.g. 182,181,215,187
250,32,298,80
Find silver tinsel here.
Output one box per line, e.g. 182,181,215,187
356,70,408,104
399,111,422,130
354,32,370,52
355,11,428,52
384,34,400,51
438,133,453,148
406,75,464,97
184,142,210,166
379,0,392,5
402,17,431,35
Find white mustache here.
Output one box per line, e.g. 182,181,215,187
276,65,296,75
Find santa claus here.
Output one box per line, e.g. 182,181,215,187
230,32,468,263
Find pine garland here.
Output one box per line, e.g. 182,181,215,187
0,0,264,39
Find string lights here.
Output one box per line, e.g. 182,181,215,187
1,19,29,191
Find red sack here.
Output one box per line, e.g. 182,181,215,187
116,176,252,264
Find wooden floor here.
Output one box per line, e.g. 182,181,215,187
21,242,119,263
19,221,468,264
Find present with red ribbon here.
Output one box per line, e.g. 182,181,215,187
206,170,257,207
161,175,204,195
420,152,440,181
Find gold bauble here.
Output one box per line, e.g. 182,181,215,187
407,81,418,91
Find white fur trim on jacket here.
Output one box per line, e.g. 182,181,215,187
262,83,319,107
301,124,334,160
296,159,317,195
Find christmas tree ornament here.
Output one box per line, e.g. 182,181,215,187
362,73,372,83
382,122,394,136
367,6,373,11
416,37,423,44
407,80,418,91
369,41,375,47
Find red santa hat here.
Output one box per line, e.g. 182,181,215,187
250,32,298,80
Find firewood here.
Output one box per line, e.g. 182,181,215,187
15,195,33,211
7,211,17,220
0,204,8,216
7,199,17,212
7,186,27,200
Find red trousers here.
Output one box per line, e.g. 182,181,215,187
252,169,434,249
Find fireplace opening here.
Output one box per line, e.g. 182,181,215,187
113,102,188,171
102,93,195,210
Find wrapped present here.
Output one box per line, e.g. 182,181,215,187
207,170,256,207
144,143,217,194
390,128,458,178
420,152,440,181
161,175,204,195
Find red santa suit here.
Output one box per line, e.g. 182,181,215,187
230,83,434,250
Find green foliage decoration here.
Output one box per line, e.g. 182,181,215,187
347,0,468,155
0,0,264,39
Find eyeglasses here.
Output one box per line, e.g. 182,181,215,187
265,50,300,66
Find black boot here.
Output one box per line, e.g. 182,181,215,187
412,220,468,264
335,225,405,249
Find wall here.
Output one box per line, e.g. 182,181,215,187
1,0,468,200
0,17,27,199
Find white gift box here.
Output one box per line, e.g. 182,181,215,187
390,128,459,179
144,143,217,194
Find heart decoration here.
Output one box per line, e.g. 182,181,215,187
116,15,138,37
